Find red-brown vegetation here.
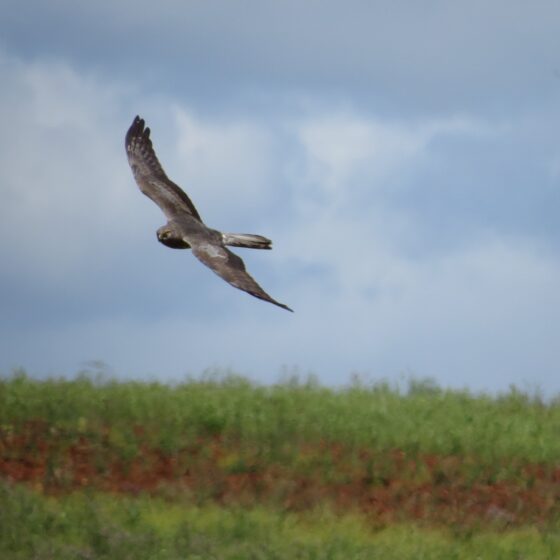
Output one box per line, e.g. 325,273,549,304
1,420,559,529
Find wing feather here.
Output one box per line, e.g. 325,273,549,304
191,241,293,312
125,116,202,222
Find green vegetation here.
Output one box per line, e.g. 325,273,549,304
2,482,560,560
1,370,558,462
1,370,560,558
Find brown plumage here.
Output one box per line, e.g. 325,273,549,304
125,115,292,312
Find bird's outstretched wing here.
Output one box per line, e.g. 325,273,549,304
125,115,202,222
191,241,293,312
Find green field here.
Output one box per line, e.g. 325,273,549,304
1,371,560,558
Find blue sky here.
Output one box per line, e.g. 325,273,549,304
1,1,559,392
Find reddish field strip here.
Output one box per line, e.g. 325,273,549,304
1,421,559,528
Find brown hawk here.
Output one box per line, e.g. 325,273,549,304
125,116,292,312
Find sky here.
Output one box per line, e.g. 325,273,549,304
1,1,559,393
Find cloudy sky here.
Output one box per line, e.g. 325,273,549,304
1,1,559,392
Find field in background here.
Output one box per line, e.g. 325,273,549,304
1,371,560,558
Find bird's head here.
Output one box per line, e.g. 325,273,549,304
156,224,191,249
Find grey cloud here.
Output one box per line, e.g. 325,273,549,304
2,1,560,115
5,235,559,394
1,43,560,394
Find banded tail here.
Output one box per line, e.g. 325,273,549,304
222,233,272,250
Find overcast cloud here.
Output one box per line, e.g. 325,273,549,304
1,2,559,393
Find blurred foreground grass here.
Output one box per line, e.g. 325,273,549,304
2,482,560,560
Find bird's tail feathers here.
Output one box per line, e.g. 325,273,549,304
222,233,272,250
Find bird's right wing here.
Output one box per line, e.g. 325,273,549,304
125,116,202,222
191,241,293,312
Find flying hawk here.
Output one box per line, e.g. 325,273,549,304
125,116,292,312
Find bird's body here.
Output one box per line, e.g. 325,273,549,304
157,223,272,250
125,116,292,312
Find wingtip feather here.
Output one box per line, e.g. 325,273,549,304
270,300,294,312
250,291,293,312
125,115,152,152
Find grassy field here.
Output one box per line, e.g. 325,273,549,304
1,371,560,558
3,483,560,560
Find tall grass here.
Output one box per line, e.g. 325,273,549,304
1,370,559,463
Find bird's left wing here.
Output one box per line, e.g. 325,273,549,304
190,241,293,312
125,116,202,222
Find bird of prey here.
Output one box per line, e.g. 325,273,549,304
125,115,292,312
